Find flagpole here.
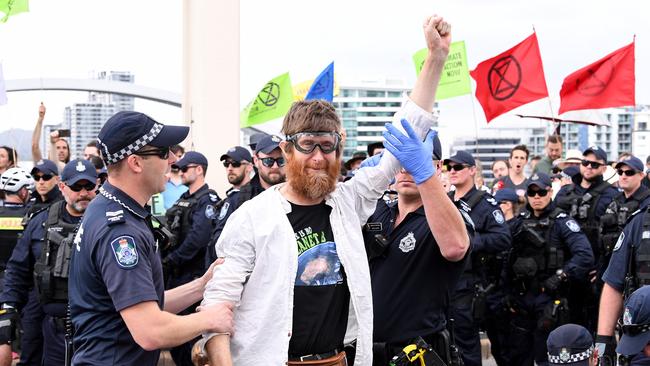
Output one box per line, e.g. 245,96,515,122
469,93,480,151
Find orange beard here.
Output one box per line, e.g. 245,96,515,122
285,151,340,201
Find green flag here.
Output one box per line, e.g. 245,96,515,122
0,0,29,23
413,41,471,100
241,72,293,128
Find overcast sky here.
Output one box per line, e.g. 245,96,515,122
1,0,648,145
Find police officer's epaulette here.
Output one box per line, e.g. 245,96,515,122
484,195,499,206
626,208,644,225
519,210,531,219
105,203,126,226
550,207,568,219
21,205,49,227
208,191,219,203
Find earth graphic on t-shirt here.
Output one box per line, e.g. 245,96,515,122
295,241,342,286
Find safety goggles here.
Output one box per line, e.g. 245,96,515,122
581,159,604,169
32,174,54,182
134,147,170,160
260,157,285,168
445,164,468,172
526,188,549,197
180,165,199,173
286,131,341,154
618,169,638,177
68,182,97,192
222,160,247,168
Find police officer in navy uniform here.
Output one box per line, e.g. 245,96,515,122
68,111,233,366
546,324,595,366
445,150,512,366
0,159,97,365
600,156,650,281
597,205,650,365
0,167,35,365
363,132,470,366
25,159,63,224
206,146,253,264
503,173,594,365
554,146,618,331
615,286,650,365
163,151,219,366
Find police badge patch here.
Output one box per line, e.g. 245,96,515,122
492,210,505,224
613,232,625,251
205,205,216,219
399,232,416,253
218,201,230,220
110,236,138,268
566,220,581,233
623,307,633,325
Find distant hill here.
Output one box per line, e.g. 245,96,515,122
0,129,34,163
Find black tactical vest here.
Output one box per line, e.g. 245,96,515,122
0,204,27,269
33,201,79,304
555,181,611,249
510,208,567,292
163,188,216,254
601,190,650,256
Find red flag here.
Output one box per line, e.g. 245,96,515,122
558,42,635,114
470,33,549,122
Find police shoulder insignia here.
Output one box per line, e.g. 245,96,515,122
218,201,230,221
209,193,219,202
492,210,505,224
105,210,125,225
74,225,84,252
110,236,138,268
486,197,497,206
613,232,625,252
566,220,581,233
556,212,567,218
205,204,216,219
399,232,416,253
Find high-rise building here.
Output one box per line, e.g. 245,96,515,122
332,79,438,160
61,71,135,158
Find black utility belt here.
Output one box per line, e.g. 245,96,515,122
289,347,341,362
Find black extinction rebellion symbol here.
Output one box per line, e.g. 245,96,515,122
257,82,281,107
488,56,522,101
576,62,613,97
310,74,331,95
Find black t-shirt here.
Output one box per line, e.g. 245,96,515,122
366,201,468,343
287,201,350,356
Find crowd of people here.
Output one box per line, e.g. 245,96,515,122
0,13,648,366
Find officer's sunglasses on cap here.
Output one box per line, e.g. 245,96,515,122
526,187,549,197
180,165,199,173
618,169,639,177
581,159,604,169
260,157,285,168
286,131,341,154
134,147,170,160
223,160,247,168
445,164,468,172
32,174,54,182
67,182,97,192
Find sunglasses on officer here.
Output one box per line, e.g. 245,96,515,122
581,159,604,169
618,169,639,177
67,181,97,192
179,165,200,173
134,147,170,160
259,157,285,168
526,187,549,197
222,160,249,168
445,164,469,172
32,173,54,182
286,131,341,154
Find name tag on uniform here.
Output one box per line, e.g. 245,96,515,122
365,222,383,232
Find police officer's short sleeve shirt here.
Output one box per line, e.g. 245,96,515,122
602,210,644,292
69,182,164,365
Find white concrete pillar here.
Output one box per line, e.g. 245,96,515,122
182,0,240,197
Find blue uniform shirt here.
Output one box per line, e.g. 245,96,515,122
69,182,164,366
366,200,469,343
603,209,645,292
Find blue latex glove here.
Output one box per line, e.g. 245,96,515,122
382,119,436,184
359,152,382,169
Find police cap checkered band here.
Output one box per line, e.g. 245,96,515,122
547,345,593,364
99,123,163,165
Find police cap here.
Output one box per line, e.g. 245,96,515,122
344,151,367,170
220,146,252,163
255,135,283,155
547,324,593,365
617,286,650,356
61,159,98,186
583,145,607,162
494,188,518,203
30,159,59,176
172,151,208,169
248,132,269,151
97,111,189,165
615,155,644,173
528,172,552,189
443,150,475,167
